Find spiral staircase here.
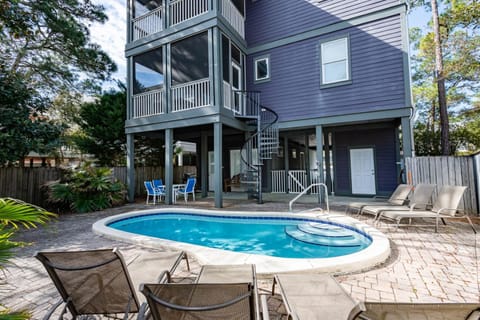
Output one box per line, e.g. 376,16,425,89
232,91,279,203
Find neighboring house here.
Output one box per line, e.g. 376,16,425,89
125,0,414,207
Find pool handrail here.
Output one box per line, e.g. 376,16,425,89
289,183,329,213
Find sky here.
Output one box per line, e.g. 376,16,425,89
90,2,432,90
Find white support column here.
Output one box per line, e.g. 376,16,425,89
214,122,223,208
126,133,135,202
316,125,325,203
165,128,174,204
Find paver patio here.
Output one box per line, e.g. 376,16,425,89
1,196,479,319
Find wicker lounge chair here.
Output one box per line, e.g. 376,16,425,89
377,185,475,232
141,264,265,320
346,184,413,215
272,274,364,320
359,184,436,219
357,302,480,319
35,248,189,319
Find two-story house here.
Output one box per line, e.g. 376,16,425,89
125,0,414,208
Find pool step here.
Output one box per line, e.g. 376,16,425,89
284,226,365,247
297,223,354,238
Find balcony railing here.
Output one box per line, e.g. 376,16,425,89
171,78,211,112
223,81,232,110
221,0,245,38
132,6,163,41
132,88,165,118
169,0,208,26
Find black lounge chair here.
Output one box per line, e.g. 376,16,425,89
141,264,266,320
35,248,189,319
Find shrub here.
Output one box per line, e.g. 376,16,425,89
47,162,125,213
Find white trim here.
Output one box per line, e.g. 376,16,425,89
320,37,350,85
254,55,270,82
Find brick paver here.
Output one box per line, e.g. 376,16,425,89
1,199,479,318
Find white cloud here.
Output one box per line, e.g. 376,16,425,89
89,0,127,89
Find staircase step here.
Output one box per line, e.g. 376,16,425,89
284,226,366,247
297,223,354,238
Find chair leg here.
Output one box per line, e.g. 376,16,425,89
184,192,188,203
193,192,195,201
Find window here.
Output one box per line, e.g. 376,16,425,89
320,36,350,86
254,55,270,82
133,48,164,94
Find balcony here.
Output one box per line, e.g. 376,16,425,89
132,88,165,118
132,6,163,41
169,0,209,26
131,79,211,119
130,0,245,42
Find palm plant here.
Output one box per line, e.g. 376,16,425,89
47,162,125,213
0,198,56,319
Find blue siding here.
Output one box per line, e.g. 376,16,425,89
246,0,401,46
334,126,398,196
246,16,405,122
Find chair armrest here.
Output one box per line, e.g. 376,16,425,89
259,293,271,320
156,270,173,283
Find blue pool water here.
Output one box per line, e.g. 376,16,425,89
108,213,372,259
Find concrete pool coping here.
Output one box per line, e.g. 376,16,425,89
92,208,390,274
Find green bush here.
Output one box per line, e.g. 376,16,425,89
47,163,125,213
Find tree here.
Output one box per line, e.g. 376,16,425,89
410,0,480,155
0,0,116,95
74,85,127,166
0,198,55,319
0,71,65,166
430,0,450,154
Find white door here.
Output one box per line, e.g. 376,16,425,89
350,148,376,195
231,63,242,113
208,151,215,192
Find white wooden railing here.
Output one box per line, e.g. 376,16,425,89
223,81,232,110
132,88,165,118
169,0,208,26
221,0,245,38
171,78,211,112
272,170,323,194
132,7,163,41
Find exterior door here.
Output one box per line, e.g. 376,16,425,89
231,63,242,113
208,151,214,192
350,148,376,195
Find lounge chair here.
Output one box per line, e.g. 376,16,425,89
359,184,436,219
145,180,165,204
35,248,189,319
272,274,364,320
377,185,475,232
175,177,196,203
357,302,480,319
345,184,413,215
141,264,266,320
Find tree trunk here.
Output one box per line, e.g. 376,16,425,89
431,0,450,155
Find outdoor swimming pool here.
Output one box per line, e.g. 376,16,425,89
108,213,372,258
93,208,390,273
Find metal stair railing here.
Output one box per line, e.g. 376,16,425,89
232,90,279,204
289,183,329,212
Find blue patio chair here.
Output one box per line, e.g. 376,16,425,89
144,181,165,205
176,177,196,203
152,179,165,192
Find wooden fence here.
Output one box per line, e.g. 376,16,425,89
0,166,196,207
405,156,479,215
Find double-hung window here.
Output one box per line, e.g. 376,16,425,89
320,36,350,87
254,55,270,83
